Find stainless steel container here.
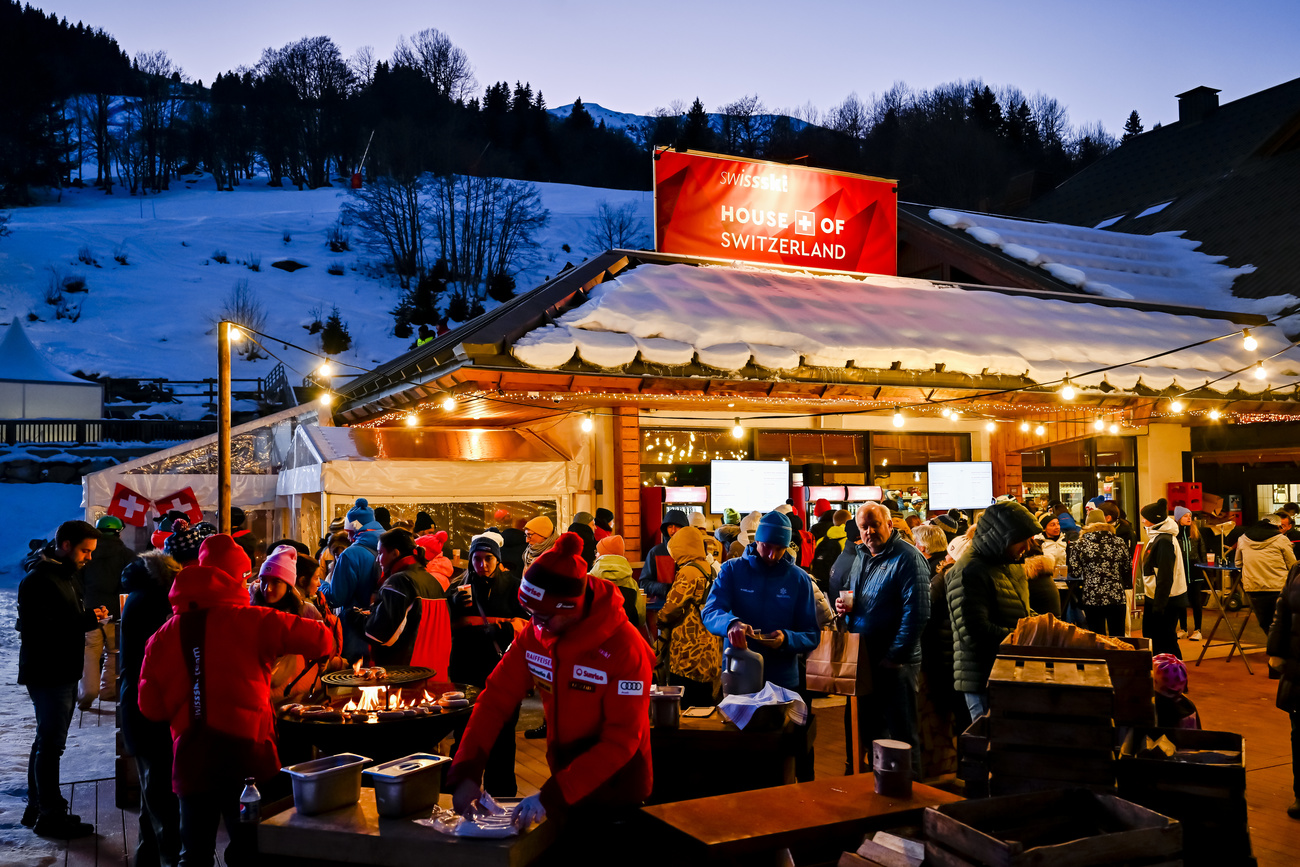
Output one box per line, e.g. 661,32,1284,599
649,685,684,728
362,753,450,818
283,753,370,815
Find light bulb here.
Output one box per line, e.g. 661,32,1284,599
318,361,334,377
1034,425,1045,436
985,421,996,432
1169,399,1184,412
404,413,418,426
1243,329,1257,351
941,407,952,419
882,458,889,467
892,412,904,428
227,324,243,342
440,393,457,411
1094,418,1105,431
1254,362,1266,380
581,412,594,432
1109,423,1119,434
318,393,333,406
731,418,744,439
1020,422,1030,433
1208,409,1221,420
1060,382,1075,400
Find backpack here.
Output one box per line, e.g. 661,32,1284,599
797,528,816,569
810,535,842,589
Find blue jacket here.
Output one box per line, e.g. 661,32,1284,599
325,529,381,612
701,544,820,690
842,532,931,665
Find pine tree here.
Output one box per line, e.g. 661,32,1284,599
321,305,353,354
681,97,713,150
1121,110,1144,144
566,97,594,131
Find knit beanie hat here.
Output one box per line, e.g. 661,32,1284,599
415,530,448,561
774,503,793,516
1152,653,1187,697
573,511,595,526
594,507,614,529
468,531,503,564
524,515,554,538
230,506,247,528
414,511,435,534
328,516,346,533
844,518,861,544
596,534,625,557
814,498,832,517
198,532,253,581
755,511,792,547
520,532,588,613
933,514,958,533
347,498,375,529
1140,498,1169,524
1173,506,1190,522
1085,508,1106,525
259,544,298,584
166,521,217,563
723,508,741,526
690,512,708,530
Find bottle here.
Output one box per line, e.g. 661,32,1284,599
720,643,765,697
239,777,261,824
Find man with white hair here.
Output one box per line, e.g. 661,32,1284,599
834,503,931,773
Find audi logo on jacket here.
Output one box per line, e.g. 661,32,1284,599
445,578,653,815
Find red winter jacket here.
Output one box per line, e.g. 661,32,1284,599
446,578,653,815
138,564,332,793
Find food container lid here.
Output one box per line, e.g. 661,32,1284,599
283,753,370,778
363,753,450,781
650,685,684,698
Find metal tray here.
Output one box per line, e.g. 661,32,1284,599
363,753,451,818
283,753,370,816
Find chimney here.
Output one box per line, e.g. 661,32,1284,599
1176,86,1220,124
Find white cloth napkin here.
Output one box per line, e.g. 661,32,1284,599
718,681,808,730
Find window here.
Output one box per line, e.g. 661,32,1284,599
641,428,747,465
870,433,970,467
755,432,863,468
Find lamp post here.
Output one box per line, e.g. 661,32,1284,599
218,321,234,533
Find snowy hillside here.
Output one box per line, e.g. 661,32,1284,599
0,174,652,387
549,102,812,140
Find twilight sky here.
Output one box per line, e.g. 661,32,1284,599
43,0,1300,133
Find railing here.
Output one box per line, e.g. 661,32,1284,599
1,419,217,446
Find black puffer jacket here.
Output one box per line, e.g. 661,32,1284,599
119,550,182,754
1267,562,1300,712
447,564,526,687
363,557,447,667
946,502,1039,694
17,545,101,686
82,533,136,616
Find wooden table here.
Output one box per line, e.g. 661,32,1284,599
641,772,961,860
649,710,815,803
259,789,556,867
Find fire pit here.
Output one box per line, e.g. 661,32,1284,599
276,680,478,767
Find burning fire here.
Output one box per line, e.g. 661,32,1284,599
340,686,436,714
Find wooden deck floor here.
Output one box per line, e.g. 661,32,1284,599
44,615,1300,865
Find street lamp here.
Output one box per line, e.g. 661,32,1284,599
217,321,234,533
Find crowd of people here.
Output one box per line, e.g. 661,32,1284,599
15,488,1300,862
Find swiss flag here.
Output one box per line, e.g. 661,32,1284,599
107,483,152,527
153,487,204,524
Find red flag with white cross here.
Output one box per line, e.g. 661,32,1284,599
107,483,152,527
153,487,204,524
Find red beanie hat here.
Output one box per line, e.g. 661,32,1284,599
198,533,253,582
415,530,448,561
520,532,587,613
814,498,832,517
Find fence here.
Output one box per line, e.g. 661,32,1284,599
1,419,217,446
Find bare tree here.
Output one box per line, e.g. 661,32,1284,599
348,45,377,87
257,37,355,187
343,174,433,282
717,93,771,156
827,92,869,139
392,29,477,101
133,50,187,191
428,174,549,299
584,200,648,253
1029,92,1070,150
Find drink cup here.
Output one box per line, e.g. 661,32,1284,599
1207,552,1216,566
839,590,854,612
462,582,474,602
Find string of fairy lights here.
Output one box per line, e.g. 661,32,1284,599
225,311,1300,438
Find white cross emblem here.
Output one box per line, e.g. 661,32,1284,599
120,495,146,519
795,210,815,236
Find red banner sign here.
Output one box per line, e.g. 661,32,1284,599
654,150,896,275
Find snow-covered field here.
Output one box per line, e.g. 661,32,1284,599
0,172,651,389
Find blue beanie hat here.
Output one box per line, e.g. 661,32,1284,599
755,511,792,548
346,498,375,529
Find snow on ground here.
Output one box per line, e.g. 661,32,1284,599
548,102,811,139
0,172,650,388
927,207,1290,315
0,484,85,588
512,262,1300,394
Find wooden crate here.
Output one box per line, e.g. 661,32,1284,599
924,788,1182,867
958,714,989,798
987,713,1116,752
988,657,1114,720
987,747,1114,785
998,637,1155,726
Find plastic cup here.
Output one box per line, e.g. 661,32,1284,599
839,590,854,612
1207,553,1216,565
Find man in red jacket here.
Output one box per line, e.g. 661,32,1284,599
139,534,332,867
448,532,653,829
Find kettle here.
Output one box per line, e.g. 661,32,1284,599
720,643,765,697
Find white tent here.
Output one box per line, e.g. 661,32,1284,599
0,318,102,418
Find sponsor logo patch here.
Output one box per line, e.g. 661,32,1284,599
520,579,545,601
568,680,595,692
525,650,552,669
527,662,553,683
617,680,645,696
572,665,608,685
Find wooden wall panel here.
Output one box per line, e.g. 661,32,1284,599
612,406,642,562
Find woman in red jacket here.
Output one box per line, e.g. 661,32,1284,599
139,534,332,867
447,532,653,829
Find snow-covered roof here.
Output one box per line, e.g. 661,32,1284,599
925,208,1290,316
510,263,1300,394
0,318,96,384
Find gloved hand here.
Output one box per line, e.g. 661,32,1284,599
510,793,546,829
451,778,482,815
